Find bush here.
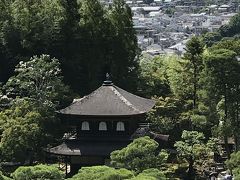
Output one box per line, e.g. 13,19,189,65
226,151,240,179
11,164,64,180
233,168,240,180
226,151,240,170
69,166,167,180
131,168,166,180
111,136,168,172
69,166,134,180
0,171,12,180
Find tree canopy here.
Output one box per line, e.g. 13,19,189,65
110,136,168,172
69,166,134,180
4,54,70,108
1,1,240,179
11,164,64,180
68,166,166,180
219,12,240,37
0,0,139,95
0,99,42,162
174,131,216,179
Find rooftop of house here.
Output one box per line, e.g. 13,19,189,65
58,78,155,117
47,140,130,156
131,6,162,12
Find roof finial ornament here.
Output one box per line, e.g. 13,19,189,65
103,73,113,86
106,73,110,81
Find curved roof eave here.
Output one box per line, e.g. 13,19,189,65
58,84,156,116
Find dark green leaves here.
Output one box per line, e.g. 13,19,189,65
110,136,168,173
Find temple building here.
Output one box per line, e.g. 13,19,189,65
47,76,168,175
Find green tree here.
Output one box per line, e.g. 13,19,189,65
174,130,215,179
165,41,207,130
204,48,240,152
226,151,240,179
201,32,222,47
138,54,171,97
58,0,80,92
233,168,240,180
147,96,188,144
164,8,175,16
69,166,166,180
0,171,12,180
0,99,42,163
138,53,207,144
210,39,240,56
130,169,166,180
12,164,64,180
4,54,71,108
107,0,139,92
0,0,140,96
76,0,111,93
183,36,204,110
0,172,3,180
69,166,134,180
3,55,71,148
10,0,66,55
0,0,68,88
0,56,71,163
110,136,168,172
226,151,240,171
219,12,240,37
140,52,210,141
59,0,140,94
0,1,19,83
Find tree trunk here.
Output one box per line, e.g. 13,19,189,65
224,85,231,158
224,136,231,159
191,62,197,131
235,99,239,151
188,157,195,179
234,134,239,151
193,63,197,110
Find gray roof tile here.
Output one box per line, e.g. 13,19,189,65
59,85,155,116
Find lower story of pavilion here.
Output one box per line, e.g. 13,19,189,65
45,140,130,176
45,128,169,176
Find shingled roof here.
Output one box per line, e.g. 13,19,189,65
58,83,155,116
47,140,129,156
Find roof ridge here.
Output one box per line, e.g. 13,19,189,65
110,86,143,113
114,85,154,102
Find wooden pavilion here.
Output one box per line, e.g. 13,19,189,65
46,76,168,175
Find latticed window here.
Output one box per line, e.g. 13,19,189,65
99,122,107,131
81,121,90,131
116,122,125,131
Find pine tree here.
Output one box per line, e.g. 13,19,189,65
108,0,140,92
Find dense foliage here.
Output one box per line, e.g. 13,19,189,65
0,0,139,95
0,100,42,162
0,171,10,180
226,151,240,175
174,131,217,178
69,166,134,180
0,55,70,162
139,28,240,178
131,169,166,180
1,1,240,180
111,136,168,172
4,54,70,108
11,164,64,180
68,166,166,180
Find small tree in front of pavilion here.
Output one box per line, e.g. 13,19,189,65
110,136,168,173
174,130,217,179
